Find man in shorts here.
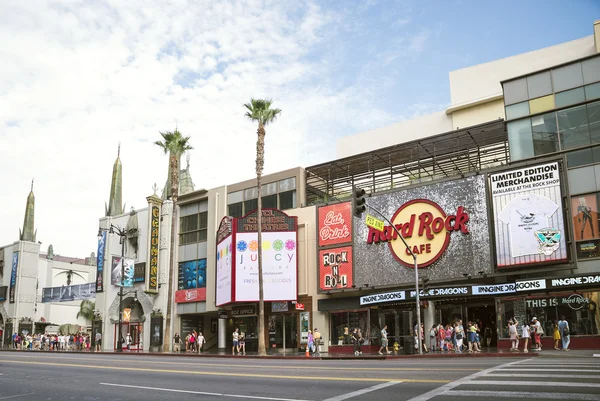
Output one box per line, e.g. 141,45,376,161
173,333,181,353
232,328,239,355
378,325,391,355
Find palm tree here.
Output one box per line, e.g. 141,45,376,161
155,129,193,352
243,98,281,356
77,300,95,321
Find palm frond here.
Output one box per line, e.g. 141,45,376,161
244,98,282,126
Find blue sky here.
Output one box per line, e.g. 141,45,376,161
0,0,598,257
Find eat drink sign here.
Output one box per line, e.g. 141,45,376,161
318,202,353,247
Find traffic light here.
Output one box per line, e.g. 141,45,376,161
422,277,430,292
352,186,366,217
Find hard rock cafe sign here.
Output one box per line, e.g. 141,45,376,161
366,199,470,268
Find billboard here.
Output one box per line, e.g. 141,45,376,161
215,217,233,307
9,252,18,304
319,246,353,291
111,256,135,287
178,259,206,290
353,175,490,287
95,230,106,292
42,282,96,303
146,204,160,293
318,202,352,247
490,161,568,267
235,231,297,302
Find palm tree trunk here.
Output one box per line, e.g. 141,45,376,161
164,153,179,352
256,123,266,356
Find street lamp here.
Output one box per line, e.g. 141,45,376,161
98,224,129,352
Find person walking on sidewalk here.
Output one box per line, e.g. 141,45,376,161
313,328,321,355
308,330,315,355
508,319,519,351
553,322,561,350
232,328,240,355
378,325,391,355
438,324,446,352
522,321,530,352
173,333,181,353
558,316,571,351
197,332,205,353
238,332,246,355
532,317,543,350
95,331,102,352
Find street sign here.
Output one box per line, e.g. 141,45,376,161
365,214,384,231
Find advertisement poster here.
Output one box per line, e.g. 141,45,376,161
9,252,18,304
95,230,106,292
318,202,352,247
0,286,7,302
235,231,297,302
319,246,353,291
42,282,96,303
216,236,233,306
111,256,135,287
178,259,207,290
300,312,309,344
571,194,600,241
491,161,568,267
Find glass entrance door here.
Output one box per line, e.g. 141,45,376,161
268,314,298,350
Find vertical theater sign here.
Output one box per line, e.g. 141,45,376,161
317,202,354,292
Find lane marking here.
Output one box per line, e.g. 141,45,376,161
405,358,529,401
1,360,450,384
321,382,398,401
0,355,480,372
469,380,600,388
486,373,600,379
0,394,36,400
499,368,596,372
100,383,311,401
446,390,600,400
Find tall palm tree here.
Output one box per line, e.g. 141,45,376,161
244,98,281,356
77,300,95,321
155,129,193,352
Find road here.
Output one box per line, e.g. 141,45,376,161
1,352,599,401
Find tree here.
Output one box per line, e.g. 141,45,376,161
76,300,95,321
243,98,281,356
155,129,193,351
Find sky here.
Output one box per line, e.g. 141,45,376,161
0,0,598,259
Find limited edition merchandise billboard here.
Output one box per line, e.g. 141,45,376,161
490,161,568,267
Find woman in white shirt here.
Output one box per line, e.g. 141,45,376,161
508,319,519,351
522,322,530,353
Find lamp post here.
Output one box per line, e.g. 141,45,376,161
98,224,127,352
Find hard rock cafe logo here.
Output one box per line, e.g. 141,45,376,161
366,199,469,268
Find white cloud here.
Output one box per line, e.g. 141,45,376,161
0,0,430,258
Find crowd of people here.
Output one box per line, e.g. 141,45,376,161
419,320,483,354
508,315,571,352
172,330,205,353
10,332,95,351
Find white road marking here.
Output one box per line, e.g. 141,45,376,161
446,390,600,400
469,380,600,388
321,382,398,401
486,373,600,379
595,354,600,357
498,368,596,372
405,358,528,401
100,383,312,401
0,394,36,400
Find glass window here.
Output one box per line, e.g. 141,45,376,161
244,199,258,214
582,56,600,85
507,119,534,161
244,187,258,200
262,194,278,209
180,215,198,233
527,71,553,99
505,102,529,120
228,202,243,218
571,193,600,242
593,146,600,163
529,94,555,114
330,310,369,345
178,212,207,244
588,101,600,144
555,88,586,108
552,62,584,92
526,293,599,336
503,78,528,106
585,83,600,101
279,190,296,210
179,232,198,245
262,182,278,196
566,148,593,168
228,190,243,204
532,113,559,156
558,105,591,150
198,212,208,242
279,177,296,192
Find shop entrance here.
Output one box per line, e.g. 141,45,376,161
113,322,143,351
268,314,298,350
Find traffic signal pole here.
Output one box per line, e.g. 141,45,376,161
352,186,423,355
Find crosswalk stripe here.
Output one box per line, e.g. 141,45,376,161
468,380,600,388
485,373,600,379
446,390,600,400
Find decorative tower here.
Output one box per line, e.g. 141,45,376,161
105,144,124,216
19,179,37,242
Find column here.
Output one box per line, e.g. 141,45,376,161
424,301,436,349
218,318,227,349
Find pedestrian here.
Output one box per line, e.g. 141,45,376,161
308,330,315,355
532,317,543,350
438,324,446,352
185,333,190,353
468,322,480,353
553,322,561,350
189,332,196,353
313,328,321,355
232,328,239,355
197,331,205,353
508,318,519,351
173,333,181,353
125,333,132,350
558,315,570,351
454,323,464,353
522,321,530,353
357,329,364,355
237,332,245,355
378,325,391,355
95,331,102,352
429,325,437,352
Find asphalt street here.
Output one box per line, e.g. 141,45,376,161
1,352,599,401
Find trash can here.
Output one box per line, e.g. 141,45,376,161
403,336,414,355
